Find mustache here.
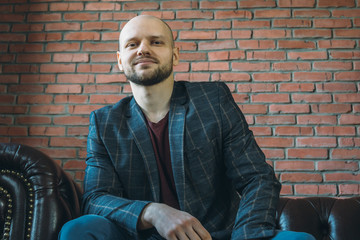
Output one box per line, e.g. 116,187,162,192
132,56,158,65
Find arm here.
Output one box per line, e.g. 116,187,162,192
82,111,150,238
218,83,281,240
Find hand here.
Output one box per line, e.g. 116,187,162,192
139,203,212,240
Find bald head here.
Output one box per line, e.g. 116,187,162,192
119,15,174,51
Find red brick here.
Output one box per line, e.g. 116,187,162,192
0,106,27,114
256,137,294,148
17,53,51,63
247,51,286,60
312,104,352,114
240,105,267,114
41,148,77,159
53,53,89,63
273,19,311,28
318,160,359,171
288,149,328,159
45,84,81,94
339,184,360,195
318,40,356,49
8,85,43,93
214,73,250,82
263,149,285,159
198,40,236,50
0,127,27,136
63,160,86,170
215,11,252,19
252,73,291,82
90,95,126,104
315,19,352,28
330,51,360,59
46,43,80,52
280,185,293,195
273,62,311,71
192,62,229,71
237,83,275,92
77,64,111,73
237,40,275,49
53,116,89,125
11,137,48,147
281,173,322,183
232,62,270,71
28,33,61,42
83,43,117,52
84,85,121,94
332,9,360,17
217,30,252,39
0,33,26,42
339,137,360,147
288,51,327,60
54,95,88,104
30,105,65,114
314,62,352,70
254,9,291,18
27,13,61,22
9,43,43,53
278,40,315,49
297,115,337,125
238,0,276,7
278,0,315,7
293,72,332,81
334,72,360,81
297,137,336,147
91,53,117,63
233,20,270,28
294,29,331,38
199,1,236,9
208,50,245,61
64,32,100,41
295,185,337,195
68,127,89,136
40,64,76,73
276,161,315,171
16,116,51,124
68,105,105,115
339,115,360,125
176,10,213,19
252,94,290,103
21,74,55,83
51,137,87,147
256,116,295,125
17,95,52,104
179,31,215,40
253,29,291,38
334,29,360,38
275,126,313,136
29,126,65,136
293,10,330,17
49,3,84,11
317,83,356,92
96,74,127,84
270,104,310,114
335,93,360,103
175,73,210,82
318,0,355,7
83,22,118,31
15,3,48,12
0,14,24,22
325,173,360,182
161,1,198,9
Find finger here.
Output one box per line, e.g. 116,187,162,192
192,221,211,239
176,230,190,240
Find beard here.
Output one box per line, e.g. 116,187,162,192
125,58,173,86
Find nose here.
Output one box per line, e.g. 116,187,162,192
137,41,150,56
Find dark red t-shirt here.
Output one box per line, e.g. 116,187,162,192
145,113,180,210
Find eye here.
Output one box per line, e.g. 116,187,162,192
152,40,163,45
126,42,137,48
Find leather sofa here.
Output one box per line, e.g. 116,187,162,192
0,143,359,240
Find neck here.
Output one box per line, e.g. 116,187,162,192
130,77,174,123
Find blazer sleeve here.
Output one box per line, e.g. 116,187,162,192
217,83,281,240
82,111,150,238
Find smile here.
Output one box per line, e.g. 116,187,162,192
133,58,158,65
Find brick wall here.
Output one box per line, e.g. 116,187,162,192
0,0,359,197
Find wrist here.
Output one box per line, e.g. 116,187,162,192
138,203,156,230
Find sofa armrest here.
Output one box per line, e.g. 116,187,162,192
0,143,82,240
277,197,360,240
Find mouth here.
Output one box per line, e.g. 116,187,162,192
133,58,158,66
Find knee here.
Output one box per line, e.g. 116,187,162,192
58,215,116,240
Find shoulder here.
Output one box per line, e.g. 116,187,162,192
90,95,133,121
175,81,231,99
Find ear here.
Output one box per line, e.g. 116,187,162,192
117,51,123,71
172,47,180,66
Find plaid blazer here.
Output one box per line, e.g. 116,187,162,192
82,81,281,240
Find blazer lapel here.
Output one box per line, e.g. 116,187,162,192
126,98,160,202
168,82,188,210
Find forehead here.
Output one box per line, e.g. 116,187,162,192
120,16,172,44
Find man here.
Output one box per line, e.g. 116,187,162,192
59,15,315,240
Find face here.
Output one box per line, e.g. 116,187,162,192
117,16,179,86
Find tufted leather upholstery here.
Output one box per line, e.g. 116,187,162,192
0,143,82,240
276,197,360,240
0,143,359,240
